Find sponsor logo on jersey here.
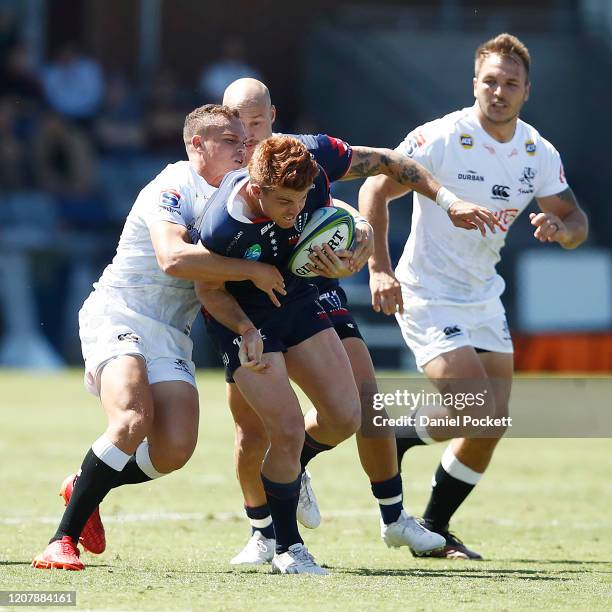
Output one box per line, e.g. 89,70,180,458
460,134,473,149
519,167,537,195
458,170,484,182
174,359,191,375
493,208,519,232
491,184,510,201
319,290,342,311
159,189,182,213
525,140,536,155
232,329,267,348
502,318,511,342
226,230,244,254
483,144,495,155
402,137,419,157
402,131,426,157
261,222,274,235
117,332,140,343
243,244,262,261
443,325,462,338
186,223,199,245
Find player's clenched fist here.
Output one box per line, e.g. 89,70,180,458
529,212,567,243
238,327,267,372
370,269,404,315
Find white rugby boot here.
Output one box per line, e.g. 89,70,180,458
297,470,321,529
230,531,275,565
381,510,447,554
271,543,328,575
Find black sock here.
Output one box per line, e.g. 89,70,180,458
395,418,427,470
245,504,275,540
260,473,302,554
422,463,475,532
371,472,403,524
52,449,120,543
111,455,151,488
300,433,334,471
396,436,426,469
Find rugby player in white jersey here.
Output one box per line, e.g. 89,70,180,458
218,78,499,565
32,105,288,570
359,33,588,559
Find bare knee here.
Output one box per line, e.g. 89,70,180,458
235,422,269,466
108,407,153,447
326,398,362,440
105,376,154,443
150,435,197,473
268,417,304,460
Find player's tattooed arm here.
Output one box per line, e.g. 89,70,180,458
534,187,588,249
343,146,440,200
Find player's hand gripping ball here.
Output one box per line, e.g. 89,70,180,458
288,207,355,278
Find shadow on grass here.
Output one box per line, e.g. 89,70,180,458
0,561,34,566
336,567,577,581
0,560,110,569
502,559,612,567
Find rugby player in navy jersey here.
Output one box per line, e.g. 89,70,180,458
197,135,448,573
218,78,499,565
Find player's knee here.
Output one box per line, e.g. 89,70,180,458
330,399,362,439
110,408,152,444
153,437,196,473
268,419,305,459
236,426,269,466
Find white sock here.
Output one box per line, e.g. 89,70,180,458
91,434,131,471
135,440,164,479
440,445,483,486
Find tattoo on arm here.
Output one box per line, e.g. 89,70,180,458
344,149,387,179
398,163,421,185
556,187,576,204
344,147,422,185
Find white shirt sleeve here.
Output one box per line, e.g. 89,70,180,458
395,120,445,176
141,184,194,230
535,138,569,198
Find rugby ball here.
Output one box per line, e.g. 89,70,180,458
288,206,355,278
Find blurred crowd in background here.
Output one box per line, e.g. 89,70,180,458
0,0,610,371
0,14,267,230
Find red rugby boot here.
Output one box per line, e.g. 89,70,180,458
59,473,106,554
32,536,84,570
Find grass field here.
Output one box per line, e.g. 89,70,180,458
1,369,611,611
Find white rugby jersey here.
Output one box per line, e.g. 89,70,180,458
95,161,216,333
395,105,568,305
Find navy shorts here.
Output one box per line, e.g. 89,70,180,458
317,285,363,342
204,294,333,382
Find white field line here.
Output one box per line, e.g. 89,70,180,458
0,510,609,529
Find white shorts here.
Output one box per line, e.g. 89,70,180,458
395,293,513,371
79,288,196,396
